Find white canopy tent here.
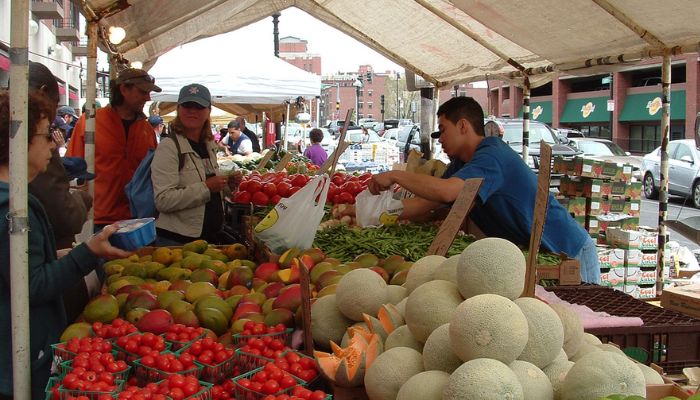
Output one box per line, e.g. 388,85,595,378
148,42,321,119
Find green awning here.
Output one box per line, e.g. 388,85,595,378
518,100,552,123
560,97,610,123
619,90,686,121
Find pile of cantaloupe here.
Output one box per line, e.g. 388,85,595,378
311,237,661,400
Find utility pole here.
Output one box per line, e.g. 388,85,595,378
396,72,401,119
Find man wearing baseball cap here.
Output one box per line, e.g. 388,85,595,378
67,68,160,230
148,115,165,143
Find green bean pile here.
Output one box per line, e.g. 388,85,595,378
313,224,561,265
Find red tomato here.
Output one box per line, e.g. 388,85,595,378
252,191,270,206
169,374,185,389
233,190,251,204
247,180,263,193
276,181,292,197
331,174,345,186
238,180,249,191
290,174,307,187
288,186,300,197
262,182,276,197
262,380,280,395
309,391,327,400
278,375,296,389
338,191,354,204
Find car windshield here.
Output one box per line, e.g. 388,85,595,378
576,140,627,156
347,130,381,143
397,126,414,143
502,123,557,145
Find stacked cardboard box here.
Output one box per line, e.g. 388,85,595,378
554,156,641,243
597,228,670,299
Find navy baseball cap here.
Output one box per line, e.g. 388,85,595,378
51,115,71,132
148,115,164,126
57,106,77,118
178,83,211,108
62,157,96,183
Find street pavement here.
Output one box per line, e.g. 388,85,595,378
640,196,700,251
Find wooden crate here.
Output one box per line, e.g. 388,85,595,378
537,259,581,286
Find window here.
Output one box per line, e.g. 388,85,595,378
368,90,373,97
628,124,685,154
368,102,373,110
358,90,363,97
367,114,373,119
576,125,611,140
673,143,692,161
359,102,363,109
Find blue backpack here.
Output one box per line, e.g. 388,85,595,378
125,136,184,218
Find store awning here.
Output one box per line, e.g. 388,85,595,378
0,54,9,71
560,97,610,123
518,100,552,123
58,86,80,101
619,90,686,121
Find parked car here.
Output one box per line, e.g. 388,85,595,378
383,127,400,142
327,120,357,134
641,139,700,207
345,128,382,144
556,128,585,142
483,118,580,179
396,124,422,161
358,118,377,129
566,137,642,181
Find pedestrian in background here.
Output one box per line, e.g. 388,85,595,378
304,128,328,167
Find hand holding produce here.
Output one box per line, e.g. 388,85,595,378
205,175,229,193
87,224,133,260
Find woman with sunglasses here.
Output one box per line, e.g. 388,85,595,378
0,91,131,400
151,84,229,245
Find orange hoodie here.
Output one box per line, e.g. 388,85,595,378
67,106,156,224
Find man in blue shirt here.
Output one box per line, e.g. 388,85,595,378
367,96,600,283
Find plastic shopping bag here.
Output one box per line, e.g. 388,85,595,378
254,174,331,254
355,188,404,227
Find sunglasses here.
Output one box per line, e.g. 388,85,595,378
122,74,156,84
180,102,207,110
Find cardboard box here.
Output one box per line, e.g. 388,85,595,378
611,181,627,196
640,251,658,268
609,197,626,213
637,283,657,299
621,217,640,231
573,157,603,178
639,266,657,284
536,259,581,285
624,283,640,298
598,218,623,234
597,246,612,269
586,198,610,216
640,230,659,251
560,177,611,198
625,182,642,200
645,383,691,400
620,163,634,182
661,283,700,319
601,161,622,180
600,267,626,286
624,200,641,217
568,197,587,217
586,216,600,235
626,249,642,267
607,227,642,250
625,266,641,283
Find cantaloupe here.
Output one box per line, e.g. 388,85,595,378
582,332,602,345
405,280,463,342
396,370,449,400
514,297,565,368
542,360,574,400
569,343,602,362
432,254,459,283
364,347,424,400
385,325,423,352
311,294,353,349
315,327,382,387
456,237,525,300
548,303,584,358
509,360,553,400
560,351,646,400
386,285,408,305
636,363,664,385
449,294,528,364
443,358,524,400
596,343,626,356
423,323,462,373
549,349,568,366
341,322,368,347
396,298,407,317
403,255,445,294
336,268,388,321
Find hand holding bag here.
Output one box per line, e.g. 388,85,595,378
254,174,331,253
355,187,404,227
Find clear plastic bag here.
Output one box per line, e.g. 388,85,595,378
254,174,330,253
355,187,404,227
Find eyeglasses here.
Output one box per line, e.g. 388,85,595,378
180,102,207,110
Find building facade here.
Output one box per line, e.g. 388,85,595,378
278,36,321,76
0,0,84,108
488,54,700,154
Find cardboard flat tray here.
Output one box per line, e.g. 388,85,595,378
667,216,700,246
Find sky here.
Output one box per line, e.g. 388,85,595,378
175,7,402,76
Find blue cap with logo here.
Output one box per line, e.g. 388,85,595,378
177,83,211,108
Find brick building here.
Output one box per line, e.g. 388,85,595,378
488,54,700,154
279,36,321,76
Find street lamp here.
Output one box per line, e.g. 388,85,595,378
396,72,401,119
353,79,363,124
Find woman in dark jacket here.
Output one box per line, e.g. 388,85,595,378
0,91,130,400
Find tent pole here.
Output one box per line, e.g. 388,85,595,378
84,20,98,233
657,53,671,294
522,78,531,163
284,102,290,151
9,0,31,398
315,95,320,128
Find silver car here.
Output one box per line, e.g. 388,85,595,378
642,139,700,207
567,138,642,181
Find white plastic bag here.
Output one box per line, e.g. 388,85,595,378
254,174,330,253
355,188,404,227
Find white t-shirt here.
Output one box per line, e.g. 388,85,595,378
221,133,253,155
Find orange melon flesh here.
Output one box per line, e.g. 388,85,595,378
314,328,382,388
377,304,404,333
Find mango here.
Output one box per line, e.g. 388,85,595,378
125,307,150,325
233,302,262,320
218,272,231,290
203,248,229,263
317,284,337,297
157,290,184,309
103,259,127,276
123,290,158,313
173,310,200,328
228,266,254,288
151,247,174,266
254,263,280,282
389,269,409,285
354,253,379,268
225,295,243,311
83,294,119,323
60,322,93,342
262,298,276,315
224,243,248,260
252,278,267,291
264,308,295,328
316,270,343,290
369,266,390,283
395,261,413,274
122,263,148,278
277,264,300,284
184,282,218,303
107,276,144,294
181,255,206,271
227,285,250,296
156,267,191,282
167,300,194,316
262,282,285,299
183,239,208,254
241,292,266,306
231,318,251,334
278,248,301,267
135,309,173,334
380,255,405,275
300,248,325,264
310,262,335,283
272,284,301,311
201,259,227,275
324,258,342,267
190,268,219,286
143,261,166,279
194,295,233,321
197,307,228,336
170,279,191,292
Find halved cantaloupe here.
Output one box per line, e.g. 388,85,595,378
314,326,383,387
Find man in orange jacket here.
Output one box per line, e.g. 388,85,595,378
67,68,160,229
